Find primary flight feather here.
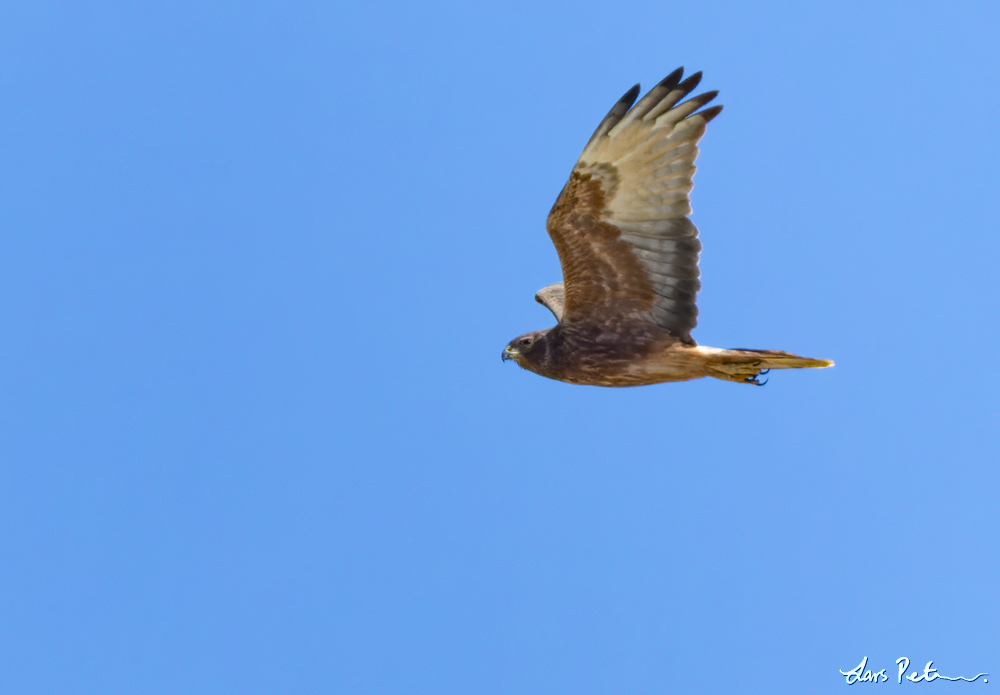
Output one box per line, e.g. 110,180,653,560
502,67,833,386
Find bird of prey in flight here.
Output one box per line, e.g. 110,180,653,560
502,68,833,386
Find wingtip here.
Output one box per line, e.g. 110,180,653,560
678,71,703,93
621,83,641,105
700,104,724,124
806,358,835,368
660,66,685,88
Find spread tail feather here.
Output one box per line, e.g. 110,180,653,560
699,347,834,385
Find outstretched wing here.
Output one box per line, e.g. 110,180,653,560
546,68,720,344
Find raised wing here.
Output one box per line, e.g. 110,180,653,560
534,282,565,322
545,68,721,344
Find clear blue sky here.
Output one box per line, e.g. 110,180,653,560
2,1,998,693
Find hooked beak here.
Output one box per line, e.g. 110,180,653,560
501,345,518,362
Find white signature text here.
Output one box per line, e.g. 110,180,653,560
840,657,987,684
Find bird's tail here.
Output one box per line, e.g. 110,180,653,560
699,347,834,385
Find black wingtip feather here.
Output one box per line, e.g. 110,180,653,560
659,66,685,90
583,82,641,150
620,83,641,108
696,89,719,105
676,71,703,97
699,104,724,123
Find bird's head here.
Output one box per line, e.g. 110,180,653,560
502,330,548,371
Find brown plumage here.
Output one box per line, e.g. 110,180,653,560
502,68,833,386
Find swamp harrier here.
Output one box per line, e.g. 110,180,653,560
502,68,833,386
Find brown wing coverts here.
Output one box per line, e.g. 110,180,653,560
545,68,721,344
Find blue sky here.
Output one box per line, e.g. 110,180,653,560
2,1,999,693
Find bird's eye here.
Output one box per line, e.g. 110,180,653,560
521,338,532,346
